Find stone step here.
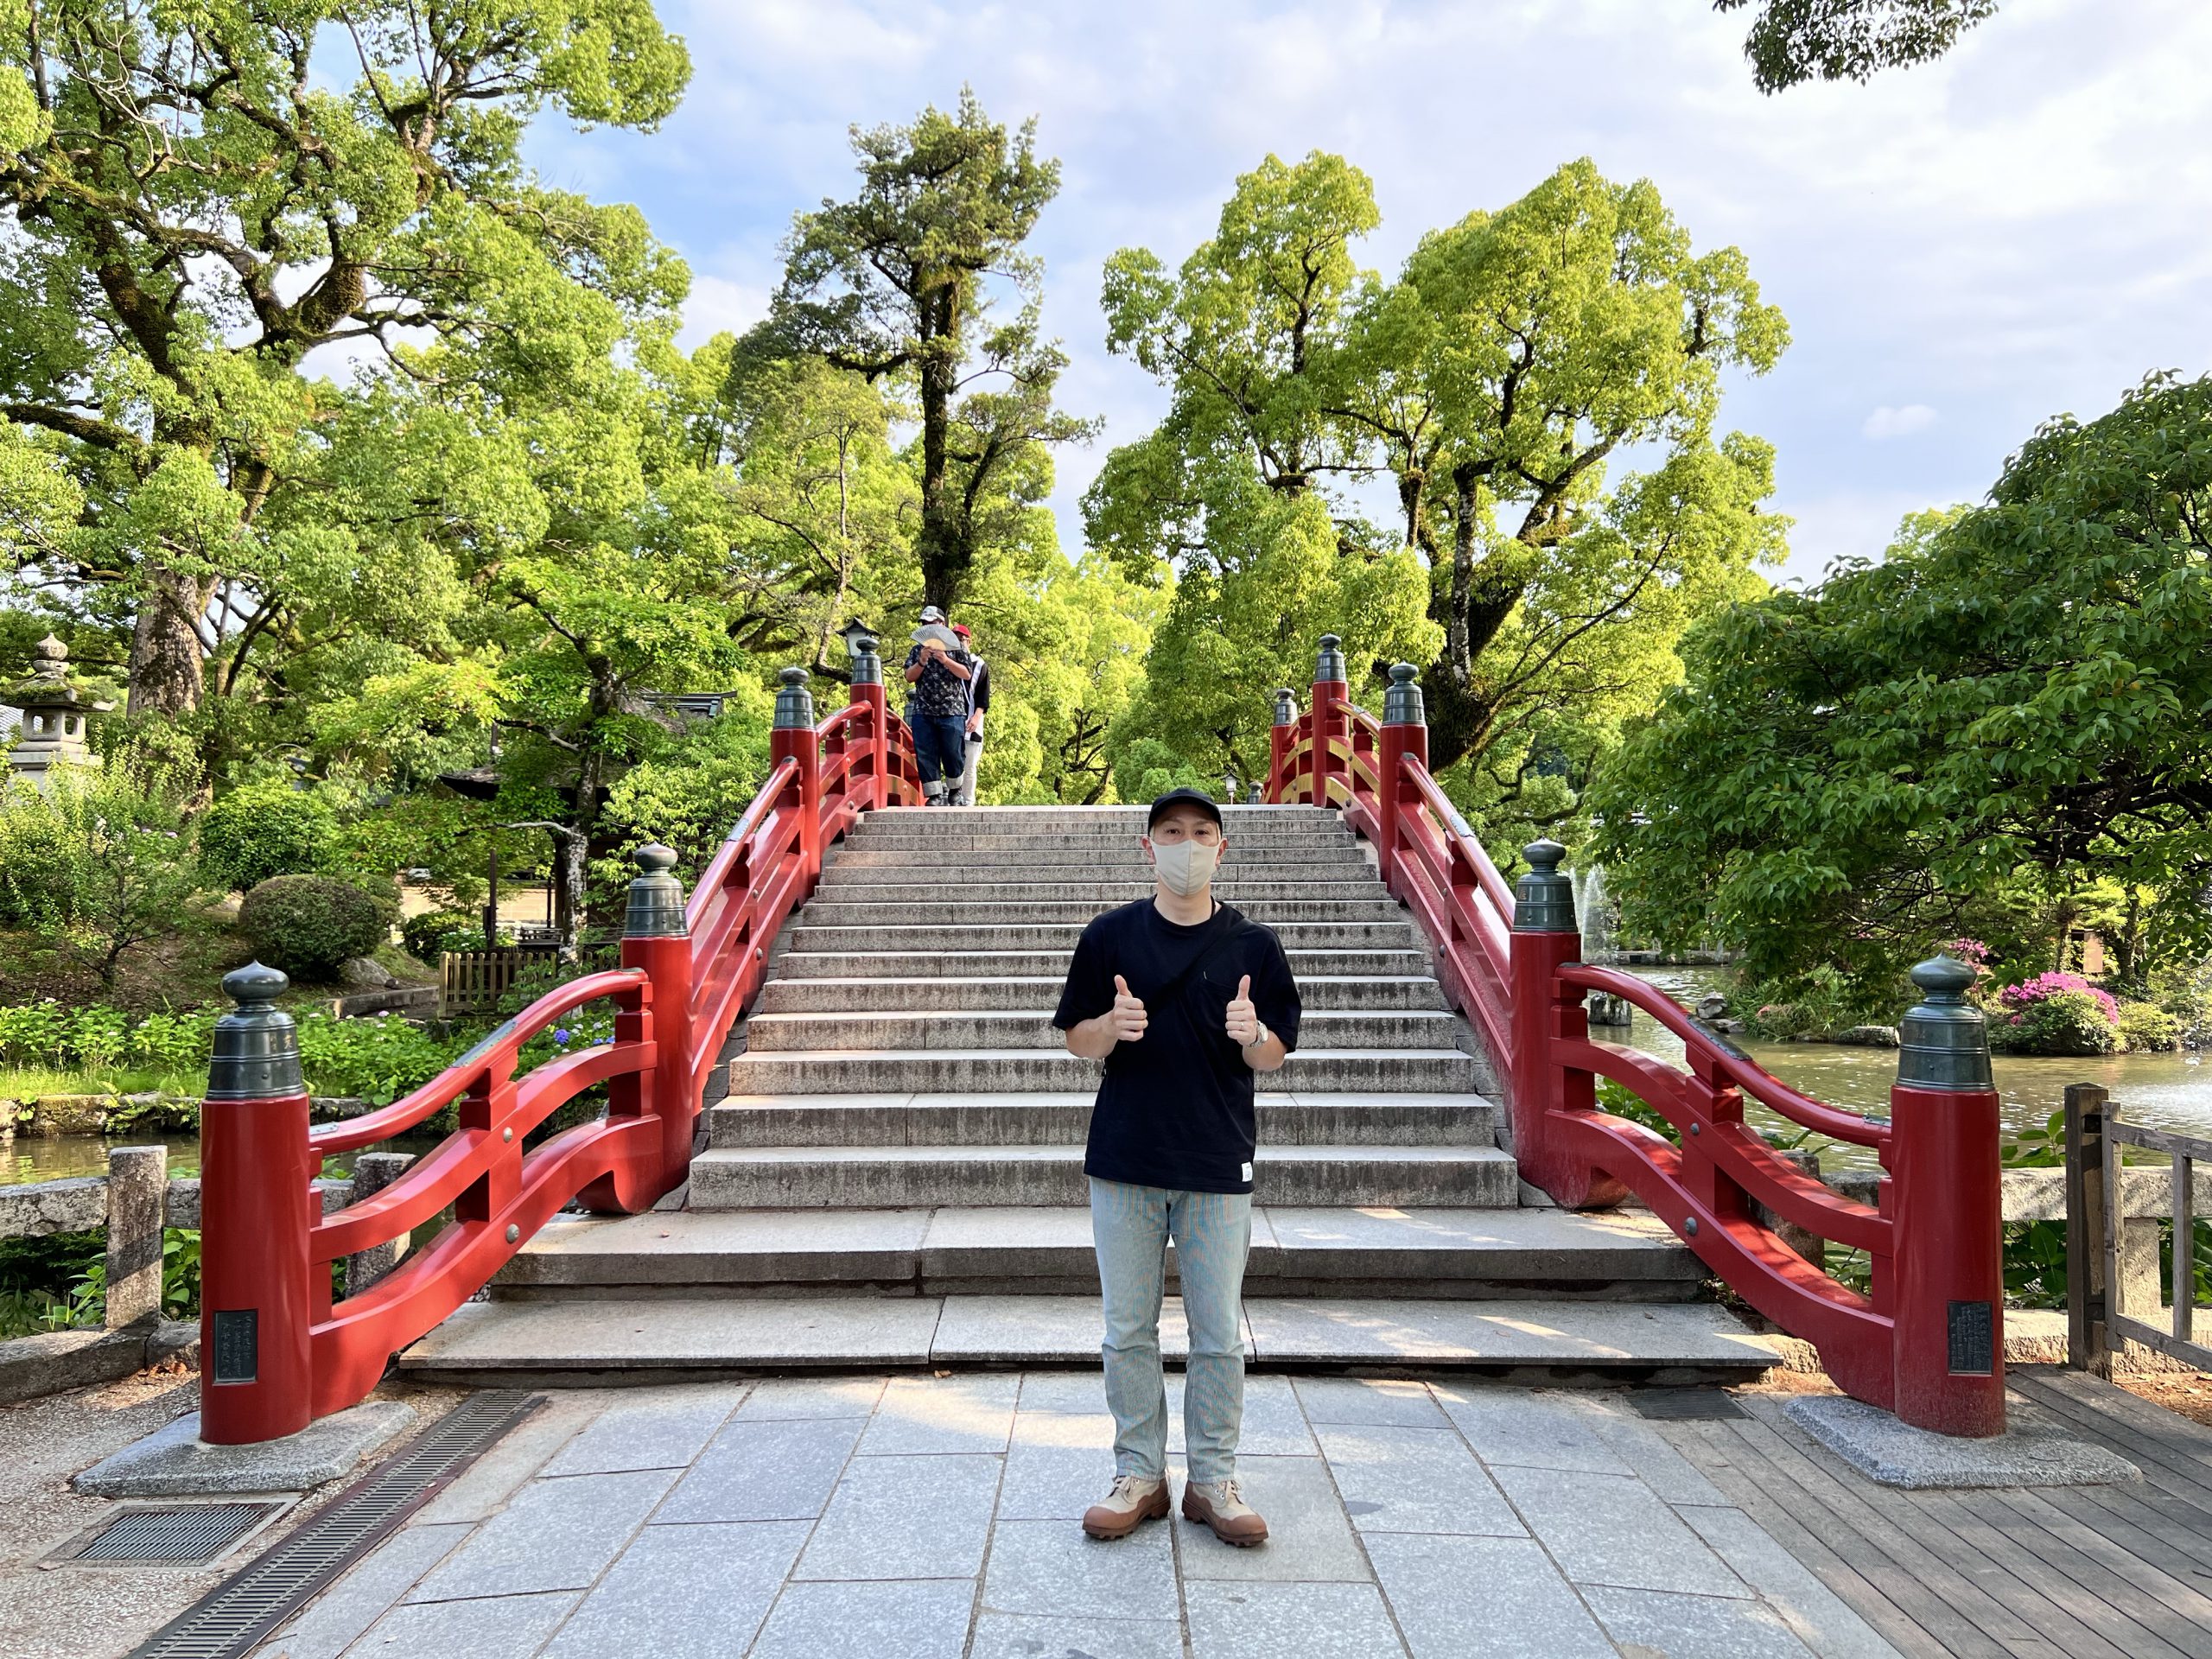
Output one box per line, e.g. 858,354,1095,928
490,1205,1705,1302
772,949,1437,980
400,1293,1775,1382
741,1008,1466,1052
705,1091,1497,1148
786,920,1418,953
849,805,1338,827
849,809,1327,823
688,1141,1519,1209
813,879,1387,905
755,976,1451,1014
722,1046,1486,1096
845,833,1357,855
818,858,1362,885
797,899,1408,929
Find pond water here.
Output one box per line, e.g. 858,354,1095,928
0,1131,442,1188
1616,966,2212,1168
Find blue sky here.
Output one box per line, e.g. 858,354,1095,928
524,0,2212,587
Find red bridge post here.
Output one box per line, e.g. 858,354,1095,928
849,635,889,810
1376,664,1425,891
773,667,822,880
1890,954,2006,1437
1508,841,1615,1208
198,963,315,1445
619,845,694,1186
1268,688,1298,804
1310,634,1346,810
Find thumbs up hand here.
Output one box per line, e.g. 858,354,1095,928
1108,974,1148,1044
1225,973,1262,1048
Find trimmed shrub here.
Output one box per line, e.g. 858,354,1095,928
239,875,386,976
195,781,337,893
1988,989,2120,1057
2118,1001,2183,1053
400,908,486,962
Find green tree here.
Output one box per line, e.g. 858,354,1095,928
0,760,205,992
712,348,915,674
1591,372,2212,991
1088,155,1786,824
1716,1,2000,94
759,90,1090,609
0,1,690,721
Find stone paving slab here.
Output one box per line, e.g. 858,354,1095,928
245,1373,1902,1659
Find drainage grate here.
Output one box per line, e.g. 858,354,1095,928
1629,1388,1747,1421
76,1504,283,1565
127,1390,543,1659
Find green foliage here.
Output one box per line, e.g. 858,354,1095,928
1715,1,2000,94
2002,1220,2069,1309
1593,374,2212,990
0,1000,213,1076
1738,965,1898,1040
1088,153,1785,827
0,764,207,991
0,1227,202,1338
759,89,1087,609
2117,1001,2182,1053
1986,991,2120,1057
292,1012,466,1105
401,911,486,962
1596,1077,1681,1144
195,781,339,893
0,1,692,724
0,1228,104,1337
239,875,388,977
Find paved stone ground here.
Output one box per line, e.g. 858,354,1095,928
253,1374,1899,1659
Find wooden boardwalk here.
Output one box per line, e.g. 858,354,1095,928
1662,1366,2212,1658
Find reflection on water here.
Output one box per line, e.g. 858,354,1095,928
0,1133,441,1188
1618,965,2212,1168
3,1134,200,1186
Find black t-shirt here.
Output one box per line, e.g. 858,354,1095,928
1052,900,1302,1194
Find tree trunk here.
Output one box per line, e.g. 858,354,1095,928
127,564,213,716
917,293,960,610
2115,888,2143,984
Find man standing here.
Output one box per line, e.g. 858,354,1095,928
951,620,989,807
1054,788,1301,1548
901,604,973,806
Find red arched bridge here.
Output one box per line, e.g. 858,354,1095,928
194,632,2005,1445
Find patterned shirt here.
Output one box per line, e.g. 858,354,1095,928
903,644,975,718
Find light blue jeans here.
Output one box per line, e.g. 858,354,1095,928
1090,1177,1252,1484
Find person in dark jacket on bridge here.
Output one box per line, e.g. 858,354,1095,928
902,604,973,806
1053,787,1301,1548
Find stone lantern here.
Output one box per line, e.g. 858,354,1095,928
2,635,111,791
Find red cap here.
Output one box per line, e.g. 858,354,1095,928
951,623,971,639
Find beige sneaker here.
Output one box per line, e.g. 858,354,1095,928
1182,1478,1269,1547
1082,1474,1170,1540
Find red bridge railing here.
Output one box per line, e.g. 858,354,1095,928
1267,636,2005,1437
195,640,919,1444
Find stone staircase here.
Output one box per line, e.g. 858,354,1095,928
402,806,1776,1383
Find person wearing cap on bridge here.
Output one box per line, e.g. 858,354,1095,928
901,604,974,806
1053,786,1302,1549
950,620,989,808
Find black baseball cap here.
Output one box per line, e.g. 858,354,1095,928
1147,786,1224,830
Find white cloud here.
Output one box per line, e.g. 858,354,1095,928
676,271,769,352
1862,404,1938,441
524,0,2212,562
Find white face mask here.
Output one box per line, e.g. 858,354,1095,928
1151,837,1219,897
